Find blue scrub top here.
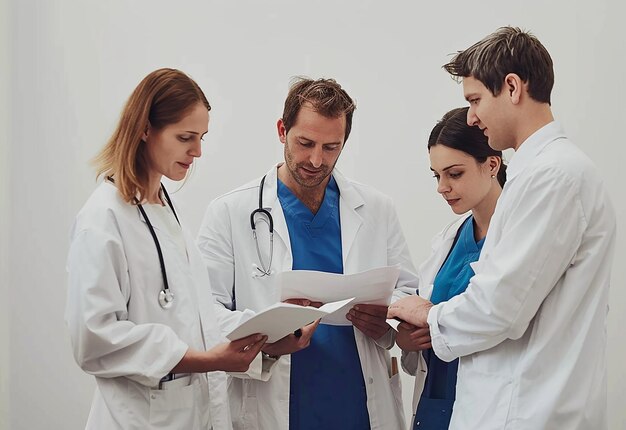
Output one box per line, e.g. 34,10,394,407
278,177,371,430
414,216,484,429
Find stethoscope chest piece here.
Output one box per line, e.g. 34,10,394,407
158,289,175,309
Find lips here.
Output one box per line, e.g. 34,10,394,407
446,198,460,206
177,162,192,169
300,167,322,176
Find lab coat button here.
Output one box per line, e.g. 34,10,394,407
151,394,156,399
367,377,373,384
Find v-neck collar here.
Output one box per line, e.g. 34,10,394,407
277,176,340,230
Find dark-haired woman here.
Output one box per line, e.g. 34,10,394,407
397,107,507,429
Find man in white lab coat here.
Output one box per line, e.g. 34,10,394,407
389,27,617,429
197,78,418,429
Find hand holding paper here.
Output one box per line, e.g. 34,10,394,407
347,304,391,340
386,295,433,328
278,266,401,325
226,297,355,343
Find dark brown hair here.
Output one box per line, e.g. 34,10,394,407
282,77,356,143
443,27,554,104
429,107,507,187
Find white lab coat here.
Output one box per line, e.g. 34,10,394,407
197,165,419,430
427,122,617,429
65,181,232,430
400,215,470,427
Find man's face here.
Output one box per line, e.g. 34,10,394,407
278,103,345,192
463,76,515,151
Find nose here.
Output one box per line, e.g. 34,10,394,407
189,139,202,158
437,177,450,194
309,145,323,168
467,107,479,127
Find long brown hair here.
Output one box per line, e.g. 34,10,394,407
94,68,210,203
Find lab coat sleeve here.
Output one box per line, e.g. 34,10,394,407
386,198,419,298
377,198,419,350
196,198,248,333
197,199,280,380
65,228,188,387
428,166,585,362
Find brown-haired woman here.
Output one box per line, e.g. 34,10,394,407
65,68,266,429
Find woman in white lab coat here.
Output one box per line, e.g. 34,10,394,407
397,107,506,429
65,68,266,430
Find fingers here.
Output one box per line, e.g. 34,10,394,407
398,322,417,331
351,304,388,317
347,308,390,339
243,335,266,357
231,333,265,350
283,298,312,307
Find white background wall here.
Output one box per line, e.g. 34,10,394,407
2,1,624,429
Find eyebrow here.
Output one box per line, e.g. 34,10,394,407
430,163,465,172
297,136,342,146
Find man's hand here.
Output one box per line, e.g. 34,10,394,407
396,322,431,351
283,298,323,308
347,304,391,340
387,295,433,327
262,319,321,357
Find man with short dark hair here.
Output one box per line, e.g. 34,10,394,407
198,77,417,429
389,27,616,429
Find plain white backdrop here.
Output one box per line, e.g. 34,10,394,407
1,1,624,428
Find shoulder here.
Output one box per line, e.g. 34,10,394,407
207,177,260,209
528,137,599,189
432,215,470,246
335,171,394,206
72,182,133,239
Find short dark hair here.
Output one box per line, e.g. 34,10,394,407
443,27,554,104
428,107,507,187
282,77,356,143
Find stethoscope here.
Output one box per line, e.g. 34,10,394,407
250,175,274,277
108,177,179,309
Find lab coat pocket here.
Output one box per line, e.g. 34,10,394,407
452,368,512,429
149,379,200,428
389,373,404,421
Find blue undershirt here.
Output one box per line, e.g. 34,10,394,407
414,216,484,429
278,176,370,430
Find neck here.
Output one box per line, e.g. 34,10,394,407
277,164,329,214
471,183,502,241
146,173,164,205
513,103,554,150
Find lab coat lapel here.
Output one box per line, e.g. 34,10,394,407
334,169,364,268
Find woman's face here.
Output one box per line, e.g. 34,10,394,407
429,144,496,215
144,102,209,182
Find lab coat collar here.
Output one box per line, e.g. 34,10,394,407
506,121,567,181
259,164,366,264
258,164,365,212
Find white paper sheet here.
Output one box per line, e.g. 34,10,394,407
226,297,355,343
386,318,401,331
278,265,401,325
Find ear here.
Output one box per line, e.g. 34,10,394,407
277,118,287,144
487,155,501,173
142,122,151,142
504,73,523,105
